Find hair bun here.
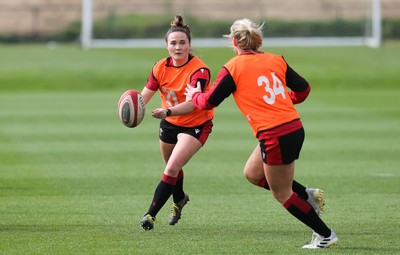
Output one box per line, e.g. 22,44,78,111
171,15,185,27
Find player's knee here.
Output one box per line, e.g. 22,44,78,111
164,166,181,177
243,167,259,185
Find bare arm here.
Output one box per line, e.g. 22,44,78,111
151,101,195,119
141,87,157,105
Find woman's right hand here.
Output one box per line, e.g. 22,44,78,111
184,81,202,100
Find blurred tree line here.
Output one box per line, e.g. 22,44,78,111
0,14,399,43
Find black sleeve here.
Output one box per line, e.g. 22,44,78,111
286,65,309,92
207,68,236,107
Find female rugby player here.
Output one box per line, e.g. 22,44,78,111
139,15,214,230
185,18,338,249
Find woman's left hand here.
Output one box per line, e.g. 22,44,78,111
152,108,168,119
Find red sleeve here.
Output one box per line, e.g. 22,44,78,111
288,85,311,104
145,70,159,91
189,68,211,92
190,68,210,86
192,91,215,110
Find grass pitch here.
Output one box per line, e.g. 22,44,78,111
0,43,399,254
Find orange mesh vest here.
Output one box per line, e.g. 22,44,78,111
224,53,300,136
153,57,214,127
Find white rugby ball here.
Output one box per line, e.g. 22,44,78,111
118,89,145,128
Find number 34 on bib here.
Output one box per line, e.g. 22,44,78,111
257,72,286,105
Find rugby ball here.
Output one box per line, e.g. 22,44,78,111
118,89,145,128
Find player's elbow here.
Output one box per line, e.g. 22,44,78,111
187,103,196,112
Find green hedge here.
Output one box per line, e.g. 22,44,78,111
0,14,399,43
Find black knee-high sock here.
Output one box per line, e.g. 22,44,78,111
258,179,308,200
283,192,331,237
172,170,185,203
146,174,176,217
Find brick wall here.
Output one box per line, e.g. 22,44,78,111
0,0,398,35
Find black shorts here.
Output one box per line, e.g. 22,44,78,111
259,127,305,165
159,119,213,146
